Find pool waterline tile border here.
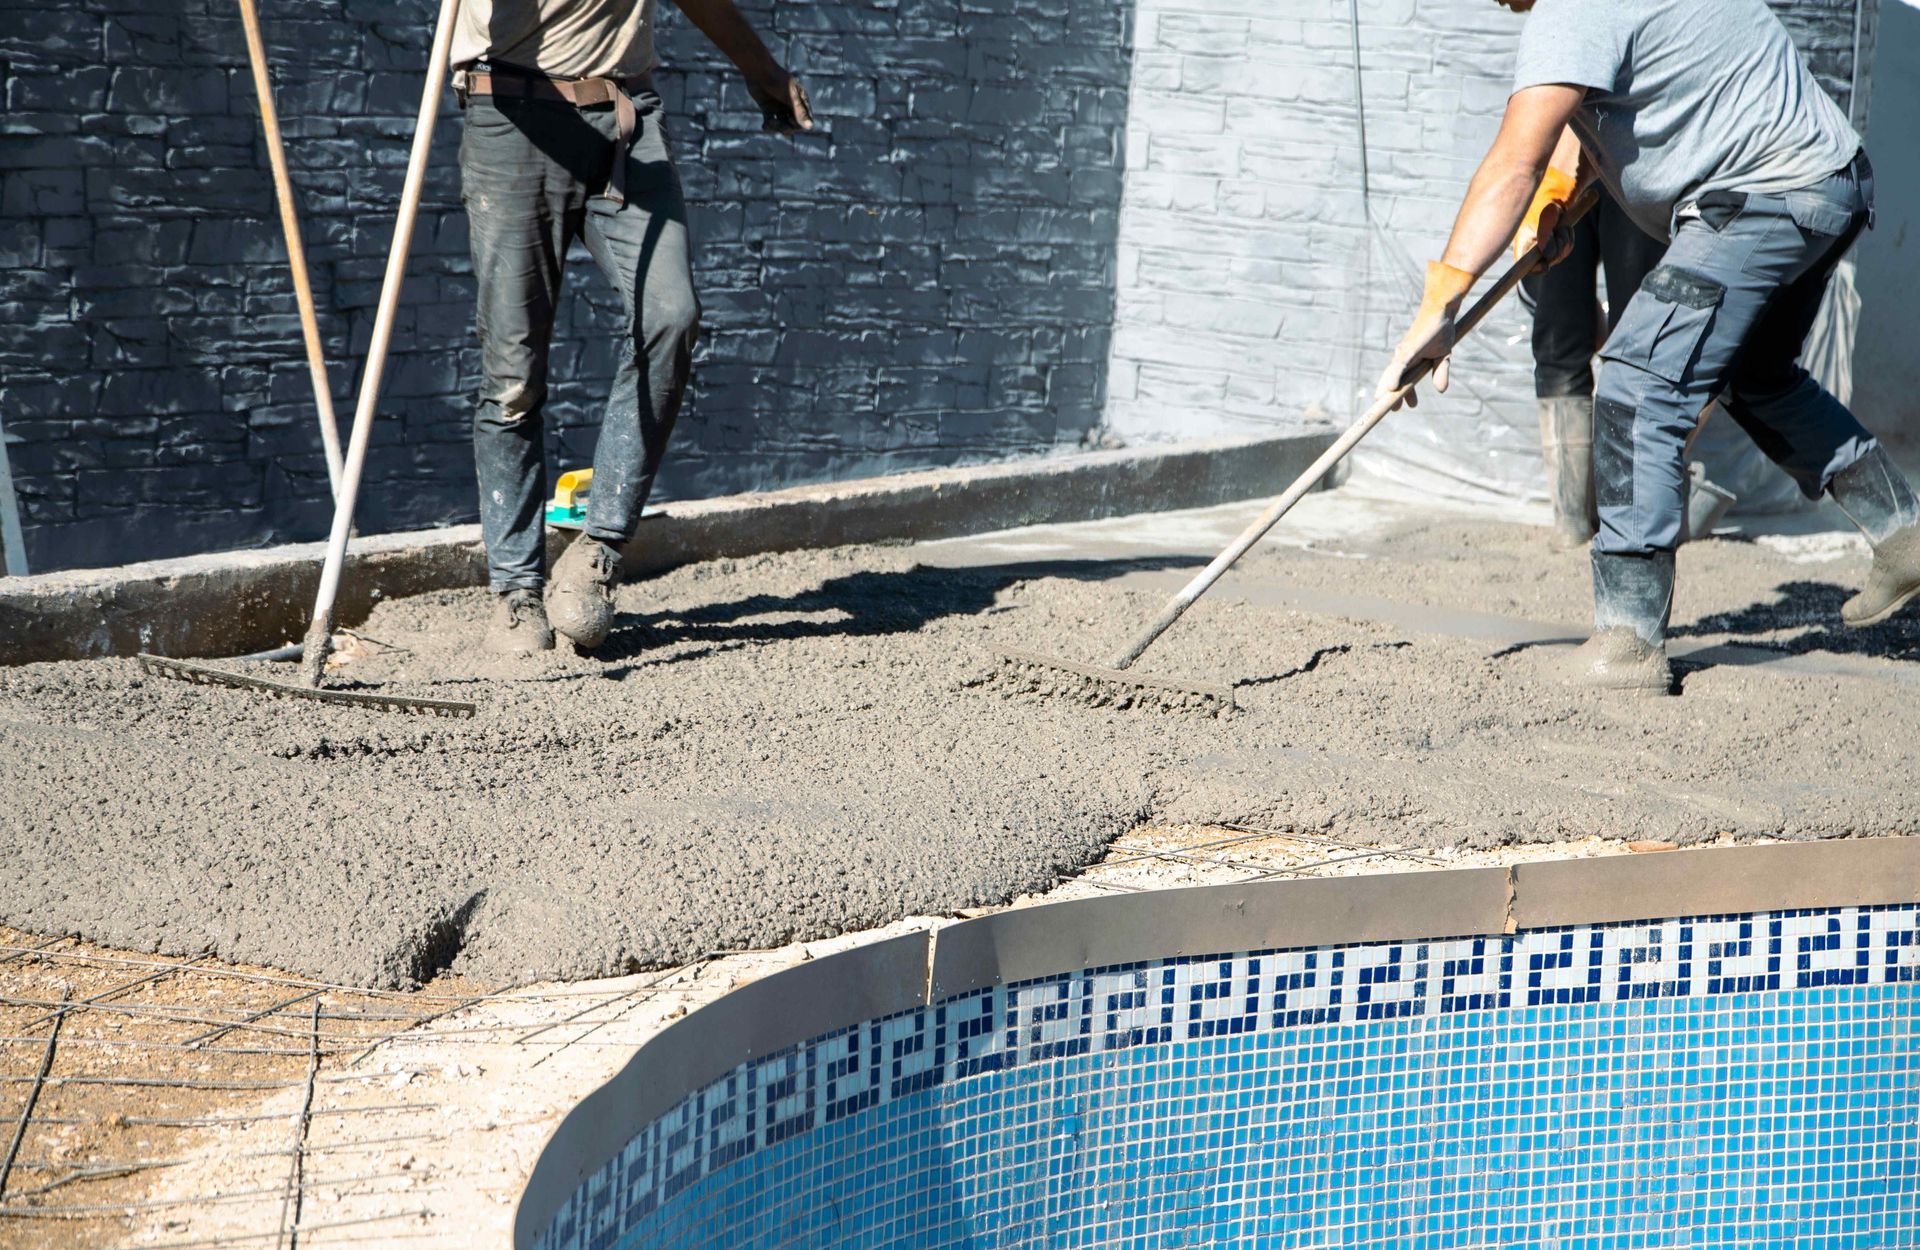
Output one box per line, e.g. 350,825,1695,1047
513,837,1920,1247
539,906,1920,1250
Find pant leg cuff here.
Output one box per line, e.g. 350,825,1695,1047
1816,436,1879,499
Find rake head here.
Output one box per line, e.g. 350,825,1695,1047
137,654,476,719
986,649,1235,716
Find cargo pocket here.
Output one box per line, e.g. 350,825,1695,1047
1599,263,1725,386
1784,190,1855,238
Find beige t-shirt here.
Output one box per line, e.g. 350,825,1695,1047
452,0,658,79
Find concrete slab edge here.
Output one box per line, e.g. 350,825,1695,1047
512,836,1920,1246
0,434,1331,666
925,869,1513,1000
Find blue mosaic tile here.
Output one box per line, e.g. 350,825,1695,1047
533,904,1920,1249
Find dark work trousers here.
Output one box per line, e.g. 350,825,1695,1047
1594,154,1877,555
459,85,700,593
1521,193,1667,399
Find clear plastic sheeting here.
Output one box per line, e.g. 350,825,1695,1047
1340,221,1566,509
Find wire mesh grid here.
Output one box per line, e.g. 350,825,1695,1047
0,827,1483,1247
0,925,717,1249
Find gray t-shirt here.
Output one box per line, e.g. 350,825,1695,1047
452,0,658,80
1512,0,1859,239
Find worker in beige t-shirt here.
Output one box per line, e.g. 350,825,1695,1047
455,0,658,81
453,0,813,656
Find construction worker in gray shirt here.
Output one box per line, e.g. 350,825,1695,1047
454,0,813,655
1379,0,1917,695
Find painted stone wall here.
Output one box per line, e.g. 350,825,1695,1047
0,0,1130,573
1104,0,1874,471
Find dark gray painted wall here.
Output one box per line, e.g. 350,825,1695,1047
0,0,1131,573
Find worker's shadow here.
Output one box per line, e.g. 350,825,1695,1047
1668,579,1920,663
583,556,1205,679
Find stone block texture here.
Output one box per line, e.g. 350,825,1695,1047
1104,0,1872,476
0,0,1130,573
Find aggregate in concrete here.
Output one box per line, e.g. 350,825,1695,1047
3,512,1918,987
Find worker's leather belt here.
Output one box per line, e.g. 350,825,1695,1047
464,69,644,206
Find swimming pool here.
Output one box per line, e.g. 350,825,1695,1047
518,840,1920,1249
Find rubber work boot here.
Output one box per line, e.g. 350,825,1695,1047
486,588,554,655
1565,550,1675,696
1538,396,1598,550
1827,445,1920,628
547,533,620,648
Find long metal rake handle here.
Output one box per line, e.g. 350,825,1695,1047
1105,187,1600,673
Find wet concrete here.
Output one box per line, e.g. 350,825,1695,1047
3,493,1917,987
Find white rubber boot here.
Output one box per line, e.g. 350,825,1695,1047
1828,446,1920,628
1539,397,1598,551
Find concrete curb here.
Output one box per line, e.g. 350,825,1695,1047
0,434,1332,665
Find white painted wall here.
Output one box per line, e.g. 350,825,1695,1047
1105,0,1539,463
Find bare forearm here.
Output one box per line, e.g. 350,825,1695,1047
1439,156,1548,277
1438,85,1585,278
674,0,780,82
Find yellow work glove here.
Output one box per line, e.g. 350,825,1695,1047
1514,166,1578,261
1375,260,1475,412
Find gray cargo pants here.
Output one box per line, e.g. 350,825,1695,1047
459,83,700,592
1594,153,1876,555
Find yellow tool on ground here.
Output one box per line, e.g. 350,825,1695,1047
545,468,593,529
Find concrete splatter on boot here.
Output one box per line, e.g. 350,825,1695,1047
1538,396,1598,550
1564,550,1675,696
486,588,554,655
1828,445,1920,628
547,533,620,648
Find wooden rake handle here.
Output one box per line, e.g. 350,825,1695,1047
300,0,464,686
1105,185,1603,672
237,0,344,496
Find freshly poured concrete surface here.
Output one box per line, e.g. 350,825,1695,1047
3,485,1917,988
